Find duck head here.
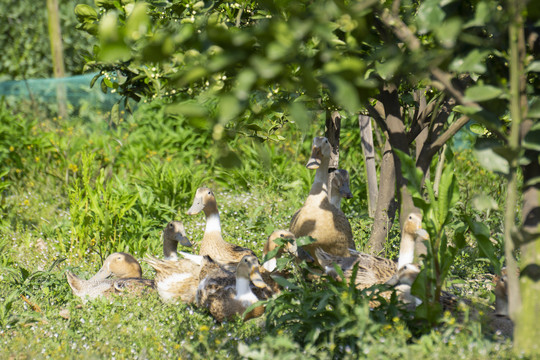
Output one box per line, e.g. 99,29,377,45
163,220,192,247
306,137,331,170
331,169,353,200
90,252,142,281
263,230,314,271
187,187,217,215
237,255,268,289
385,263,420,286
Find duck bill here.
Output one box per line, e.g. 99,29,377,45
339,184,353,199
175,233,192,247
250,267,267,289
186,198,204,215
415,228,430,241
306,147,322,170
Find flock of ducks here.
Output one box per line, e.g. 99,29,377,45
66,136,512,335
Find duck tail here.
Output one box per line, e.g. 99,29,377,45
66,271,84,293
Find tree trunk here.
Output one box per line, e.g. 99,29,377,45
46,0,67,119
367,139,397,254
359,115,379,218
325,110,341,190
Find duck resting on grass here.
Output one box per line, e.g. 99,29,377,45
144,255,201,303
162,220,192,260
289,137,355,261
315,213,427,288
187,187,256,264
67,252,154,301
196,255,273,322
262,229,314,272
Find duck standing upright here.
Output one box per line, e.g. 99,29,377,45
187,187,256,264
289,137,354,260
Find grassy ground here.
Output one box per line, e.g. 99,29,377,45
0,99,517,359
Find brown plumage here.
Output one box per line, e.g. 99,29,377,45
196,255,273,322
315,213,426,288
187,187,256,263
144,255,201,303
488,269,513,337
289,137,354,260
67,252,154,301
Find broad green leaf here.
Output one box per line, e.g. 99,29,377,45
374,57,402,80
472,194,499,211
217,150,242,168
467,219,501,274
529,98,540,118
454,224,467,249
470,123,486,135
435,17,462,48
417,0,445,34
523,122,540,151
473,138,509,174
288,102,310,133
74,4,98,22
464,1,490,28
271,275,300,290
464,85,503,102
166,101,209,118
527,61,540,72
437,166,457,226
218,95,242,123
322,75,360,113
99,43,131,62
296,236,316,247
449,49,489,74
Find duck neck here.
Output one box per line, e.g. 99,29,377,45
163,235,178,260
397,232,415,270
308,157,330,202
235,277,255,302
495,297,509,316
203,200,222,234
330,192,341,209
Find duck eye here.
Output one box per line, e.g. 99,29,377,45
208,191,211,195
280,234,284,237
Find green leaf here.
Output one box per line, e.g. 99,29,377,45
296,236,316,247
473,138,509,174
271,275,300,290
74,4,98,22
464,85,504,102
322,75,360,113
523,122,540,151
218,95,242,124
449,49,490,74
471,194,499,211
527,61,540,72
435,18,462,48
417,0,445,34
529,98,540,118
469,123,486,135
467,219,500,273
374,57,402,81
437,166,457,226
288,102,310,133
454,105,502,130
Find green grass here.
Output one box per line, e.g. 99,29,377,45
0,98,516,358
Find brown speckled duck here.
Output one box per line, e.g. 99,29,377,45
187,187,256,264
162,220,192,260
67,252,154,301
328,169,353,209
315,213,426,287
289,137,354,260
489,269,513,337
196,255,273,322
144,255,201,303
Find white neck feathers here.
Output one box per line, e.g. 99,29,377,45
205,213,221,233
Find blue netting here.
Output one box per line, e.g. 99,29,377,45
0,73,121,111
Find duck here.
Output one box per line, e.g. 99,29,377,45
328,169,353,209
162,220,192,260
67,252,154,300
196,255,273,322
262,229,314,272
289,137,354,260
315,213,426,287
187,187,256,264
489,269,513,337
144,255,202,303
